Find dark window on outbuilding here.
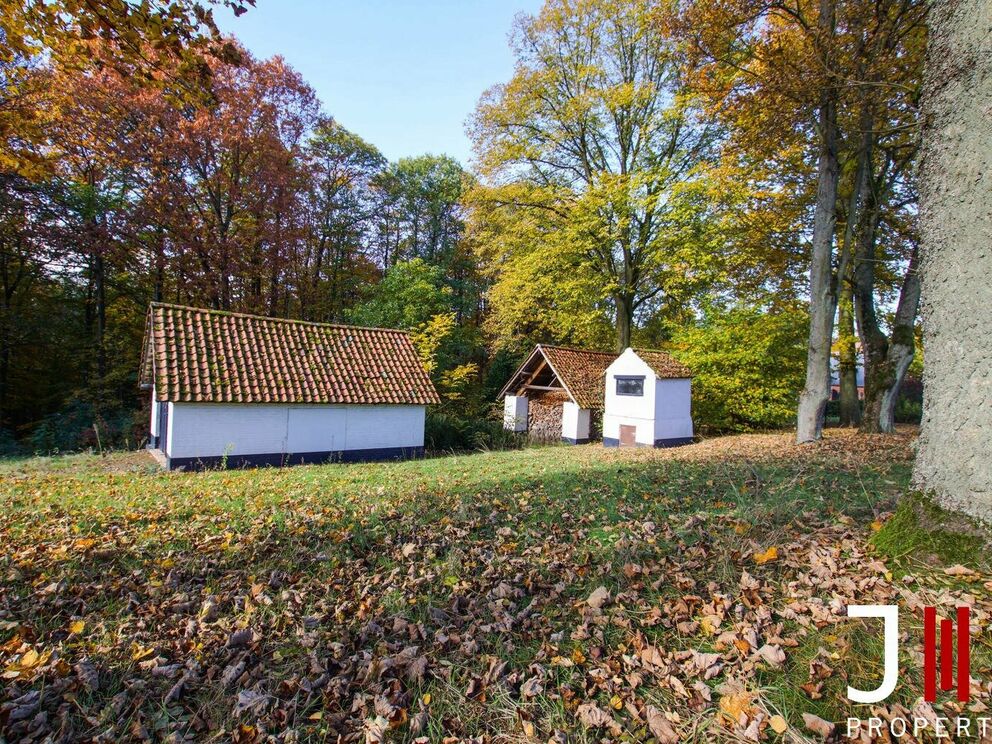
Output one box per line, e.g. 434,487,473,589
615,376,645,396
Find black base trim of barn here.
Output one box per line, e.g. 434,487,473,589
654,437,694,448
603,437,693,449
561,437,590,445
166,446,424,471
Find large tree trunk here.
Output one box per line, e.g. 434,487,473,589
615,293,633,352
860,246,921,434
914,0,992,520
854,167,888,432
797,0,840,443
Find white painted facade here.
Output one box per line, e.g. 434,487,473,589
503,395,529,432
159,403,425,464
149,384,160,439
562,401,591,443
603,348,693,447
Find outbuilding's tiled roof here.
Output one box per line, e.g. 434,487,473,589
140,303,440,405
498,344,691,409
539,345,617,409
632,349,692,380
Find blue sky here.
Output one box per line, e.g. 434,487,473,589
216,1,543,167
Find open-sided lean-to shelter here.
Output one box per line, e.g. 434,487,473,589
139,303,440,470
603,348,693,448
498,345,617,444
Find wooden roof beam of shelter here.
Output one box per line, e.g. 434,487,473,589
523,357,549,387
524,384,567,392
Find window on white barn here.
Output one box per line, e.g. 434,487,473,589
615,376,645,396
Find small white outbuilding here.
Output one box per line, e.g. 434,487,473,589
499,344,693,448
603,348,693,448
140,303,440,470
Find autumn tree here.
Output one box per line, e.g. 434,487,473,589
1,0,251,175
471,0,721,353
160,50,319,313
686,0,926,441
41,64,162,393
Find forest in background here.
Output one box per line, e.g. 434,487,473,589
0,0,925,455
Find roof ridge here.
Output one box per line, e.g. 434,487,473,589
148,302,411,336
537,343,616,356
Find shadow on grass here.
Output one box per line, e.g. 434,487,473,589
0,445,918,741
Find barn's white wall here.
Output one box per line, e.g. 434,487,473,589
343,405,425,450
164,403,425,459
654,379,693,440
503,396,529,432
165,402,175,455
603,349,657,444
149,384,159,438
562,402,591,441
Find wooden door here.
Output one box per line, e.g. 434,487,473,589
619,424,636,447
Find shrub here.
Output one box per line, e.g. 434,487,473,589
894,397,922,424
425,406,524,453
669,305,808,432
0,428,23,457
29,399,145,455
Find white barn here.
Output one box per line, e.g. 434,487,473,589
140,303,440,470
603,348,693,448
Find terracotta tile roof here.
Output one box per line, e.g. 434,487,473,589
632,349,692,380
497,345,615,410
140,303,440,405
539,345,617,409
498,344,692,409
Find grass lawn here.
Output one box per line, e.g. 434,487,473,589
1,427,990,742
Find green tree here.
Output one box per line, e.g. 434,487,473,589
347,259,451,330
372,154,465,268
298,119,386,322
669,305,809,432
470,0,721,352
347,259,479,401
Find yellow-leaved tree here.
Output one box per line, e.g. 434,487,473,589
468,0,723,354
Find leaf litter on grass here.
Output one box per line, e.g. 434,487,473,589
1,427,989,742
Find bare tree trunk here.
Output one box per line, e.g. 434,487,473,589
853,162,889,433
153,227,165,303
615,293,633,352
94,250,106,381
877,338,914,432
797,0,840,443
914,0,992,520
837,285,861,426
859,243,921,433
837,102,872,428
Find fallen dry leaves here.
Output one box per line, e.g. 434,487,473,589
0,426,988,743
